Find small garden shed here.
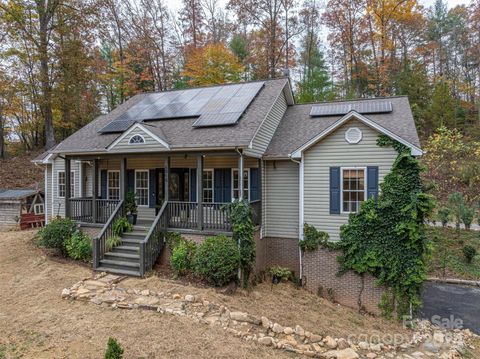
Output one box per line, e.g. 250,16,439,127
0,189,45,229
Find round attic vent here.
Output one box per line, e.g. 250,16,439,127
345,127,362,144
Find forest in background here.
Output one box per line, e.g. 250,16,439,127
0,0,479,203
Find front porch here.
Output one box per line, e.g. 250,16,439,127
62,151,262,276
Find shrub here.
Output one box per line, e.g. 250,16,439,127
448,192,465,229
300,223,330,251
459,204,475,230
112,217,133,237
125,190,137,215
65,231,92,262
105,337,123,359
170,240,197,275
106,235,122,251
437,207,451,227
462,245,477,264
194,235,240,286
268,266,292,282
38,218,77,255
166,232,183,250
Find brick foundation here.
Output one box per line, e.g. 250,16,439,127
79,224,102,239
256,236,301,275
302,248,384,315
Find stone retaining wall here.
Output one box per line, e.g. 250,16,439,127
302,248,385,315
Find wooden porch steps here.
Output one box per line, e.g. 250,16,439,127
96,222,153,277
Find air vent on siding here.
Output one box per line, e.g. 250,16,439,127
345,127,362,144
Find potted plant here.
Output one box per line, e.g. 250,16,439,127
125,190,138,225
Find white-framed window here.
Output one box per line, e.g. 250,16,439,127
202,169,213,203
129,134,145,144
135,170,149,206
232,169,249,201
34,203,44,215
58,171,75,198
108,170,120,200
341,167,366,213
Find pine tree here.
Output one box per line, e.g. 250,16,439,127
427,79,457,130
296,33,334,103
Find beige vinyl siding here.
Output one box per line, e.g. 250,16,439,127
99,157,258,170
245,91,288,158
51,157,81,218
264,160,299,238
109,126,168,152
303,119,398,241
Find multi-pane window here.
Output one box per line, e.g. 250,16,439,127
232,169,249,200
129,134,145,144
202,170,213,203
342,168,365,213
58,171,75,198
135,170,149,206
108,171,120,200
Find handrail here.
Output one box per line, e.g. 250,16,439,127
92,199,125,269
140,200,168,276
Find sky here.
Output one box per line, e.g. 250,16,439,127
164,0,473,12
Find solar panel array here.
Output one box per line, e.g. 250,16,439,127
310,100,393,117
99,82,265,133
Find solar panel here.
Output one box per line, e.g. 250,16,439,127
310,101,393,117
192,112,242,127
99,81,265,133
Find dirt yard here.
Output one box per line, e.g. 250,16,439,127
0,230,290,359
5,229,475,358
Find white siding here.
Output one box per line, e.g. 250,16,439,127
0,201,21,226
264,160,299,238
109,126,167,152
45,165,52,222
51,157,81,218
245,91,288,157
303,119,398,241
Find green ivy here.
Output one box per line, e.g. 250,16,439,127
223,199,255,287
337,137,435,317
300,223,336,251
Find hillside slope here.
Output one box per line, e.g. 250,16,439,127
0,151,44,189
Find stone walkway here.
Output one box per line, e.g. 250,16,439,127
62,273,477,359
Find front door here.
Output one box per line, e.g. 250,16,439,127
156,168,190,203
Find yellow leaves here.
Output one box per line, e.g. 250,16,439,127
182,43,244,86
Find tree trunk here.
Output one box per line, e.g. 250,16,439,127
0,109,5,159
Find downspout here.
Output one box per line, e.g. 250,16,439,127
289,154,303,282
235,147,242,281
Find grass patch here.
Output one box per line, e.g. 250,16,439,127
427,227,480,280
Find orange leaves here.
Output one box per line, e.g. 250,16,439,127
182,43,244,86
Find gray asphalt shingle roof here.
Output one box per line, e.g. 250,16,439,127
0,189,39,200
52,79,289,154
265,96,420,158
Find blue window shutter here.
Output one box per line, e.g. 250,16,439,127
222,169,231,203
126,170,135,193
190,169,197,202
214,169,223,202
330,167,340,214
367,166,379,200
149,169,156,208
250,168,259,201
100,170,107,199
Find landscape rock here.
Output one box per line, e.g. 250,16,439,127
358,342,370,350
272,323,284,333
140,289,150,296
283,327,294,335
325,336,338,349
324,348,359,359
310,334,323,343
258,336,274,346
295,325,305,337
433,332,445,344
184,294,195,302
261,316,271,329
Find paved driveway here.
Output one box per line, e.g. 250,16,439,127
418,282,480,334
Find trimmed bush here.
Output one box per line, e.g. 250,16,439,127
460,204,475,230
65,231,92,262
194,235,240,286
462,245,477,264
38,218,77,255
166,232,183,250
170,240,197,275
105,337,123,359
437,207,451,227
268,266,292,282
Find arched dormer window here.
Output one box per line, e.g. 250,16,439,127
129,134,145,144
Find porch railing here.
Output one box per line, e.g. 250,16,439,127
167,201,198,229
92,200,125,270
202,203,231,231
140,201,168,276
68,198,120,224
